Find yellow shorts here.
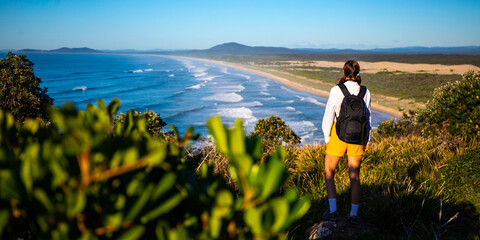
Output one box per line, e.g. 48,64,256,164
326,122,364,157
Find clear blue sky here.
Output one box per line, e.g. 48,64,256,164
1,0,479,50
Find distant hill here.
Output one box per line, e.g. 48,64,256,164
101,48,191,53
16,47,101,54
174,43,480,56
187,42,304,55
298,46,480,55
169,43,480,67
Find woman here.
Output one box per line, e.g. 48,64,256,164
321,60,371,224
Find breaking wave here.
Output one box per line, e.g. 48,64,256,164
201,93,243,102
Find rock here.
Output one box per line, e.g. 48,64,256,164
306,219,370,239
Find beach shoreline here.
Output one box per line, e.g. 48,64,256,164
172,56,403,118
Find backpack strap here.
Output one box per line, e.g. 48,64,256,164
337,83,351,97
358,86,367,99
338,83,367,98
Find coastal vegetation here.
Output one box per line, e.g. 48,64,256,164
269,66,462,103
0,52,53,122
1,54,479,239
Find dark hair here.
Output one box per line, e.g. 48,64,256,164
339,59,361,85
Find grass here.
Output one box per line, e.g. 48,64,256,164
290,136,480,239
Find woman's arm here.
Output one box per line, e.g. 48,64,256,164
365,89,372,144
322,87,337,143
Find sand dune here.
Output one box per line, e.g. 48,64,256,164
284,60,480,75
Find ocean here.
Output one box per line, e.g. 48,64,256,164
22,53,392,144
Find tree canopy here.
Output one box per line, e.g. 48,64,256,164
0,52,53,122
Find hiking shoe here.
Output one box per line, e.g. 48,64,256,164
347,215,360,225
322,210,341,221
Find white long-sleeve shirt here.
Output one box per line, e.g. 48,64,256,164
322,81,372,144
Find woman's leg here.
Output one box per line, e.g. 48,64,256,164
325,153,341,199
347,155,362,204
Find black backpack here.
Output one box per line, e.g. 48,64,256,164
335,83,368,145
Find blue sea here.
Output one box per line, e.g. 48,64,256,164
22,53,392,144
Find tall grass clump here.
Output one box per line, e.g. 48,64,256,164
440,142,480,209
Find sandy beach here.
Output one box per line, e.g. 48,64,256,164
177,56,406,117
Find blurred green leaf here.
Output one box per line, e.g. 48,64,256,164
117,225,145,240
0,170,20,200
207,116,229,154
260,149,285,200
106,212,123,228
283,198,311,228
34,189,55,213
125,183,154,221
115,194,126,210
210,190,234,238
66,189,86,218
124,147,139,164
108,97,121,119
97,99,107,112
20,143,40,193
245,207,264,236
152,172,176,200
246,135,263,160
23,119,39,134
271,198,289,232
146,141,167,167
209,215,222,239
232,154,253,178
0,209,9,236
141,193,184,223
283,188,298,203
229,119,245,156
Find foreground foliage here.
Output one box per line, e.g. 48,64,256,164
0,52,53,122
0,99,309,239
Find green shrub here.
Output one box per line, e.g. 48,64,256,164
114,110,168,139
0,99,309,239
248,115,301,158
416,71,480,140
374,111,420,139
0,52,53,122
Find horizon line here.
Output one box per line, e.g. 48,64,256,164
3,43,480,52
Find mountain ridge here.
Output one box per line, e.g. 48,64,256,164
16,47,101,54
11,43,480,55
185,42,480,55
